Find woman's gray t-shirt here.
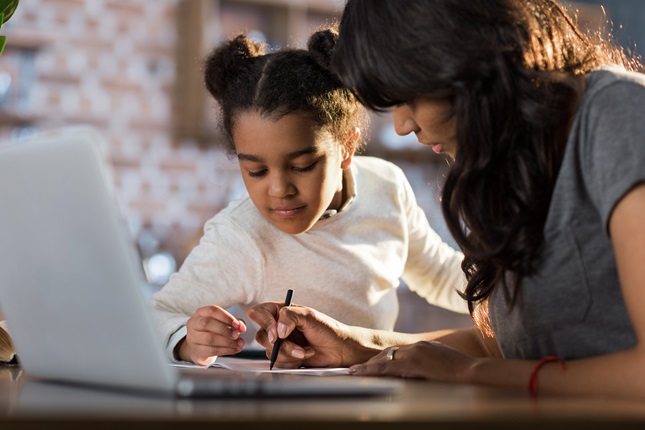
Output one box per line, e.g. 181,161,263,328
489,66,645,360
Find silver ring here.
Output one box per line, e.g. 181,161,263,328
386,347,398,361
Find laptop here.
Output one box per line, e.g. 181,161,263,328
0,128,402,398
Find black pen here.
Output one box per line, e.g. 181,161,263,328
269,289,294,370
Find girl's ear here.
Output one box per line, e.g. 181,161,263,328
340,128,360,170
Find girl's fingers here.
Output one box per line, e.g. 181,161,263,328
195,305,245,331
188,311,244,340
190,329,245,350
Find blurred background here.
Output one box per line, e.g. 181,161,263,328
0,0,642,333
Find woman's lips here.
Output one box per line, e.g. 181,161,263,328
418,139,443,154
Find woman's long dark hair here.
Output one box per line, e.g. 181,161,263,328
332,0,639,317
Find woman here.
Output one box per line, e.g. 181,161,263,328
248,0,645,398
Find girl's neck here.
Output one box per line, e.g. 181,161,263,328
329,170,348,212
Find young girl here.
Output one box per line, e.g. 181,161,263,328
248,0,645,398
151,28,467,366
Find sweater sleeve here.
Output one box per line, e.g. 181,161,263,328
397,168,469,314
150,212,265,350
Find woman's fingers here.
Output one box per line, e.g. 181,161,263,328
349,347,401,376
349,341,474,381
266,338,318,368
249,303,350,368
248,302,282,344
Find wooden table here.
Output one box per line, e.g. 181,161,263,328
2,366,645,429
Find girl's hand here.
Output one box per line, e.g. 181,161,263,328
179,305,247,365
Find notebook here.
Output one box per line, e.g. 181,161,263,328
0,128,402,398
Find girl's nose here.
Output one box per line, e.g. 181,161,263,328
268,172,295,198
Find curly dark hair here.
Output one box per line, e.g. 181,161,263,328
332,0,641,316
203,27,368,157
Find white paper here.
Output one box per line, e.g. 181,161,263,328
172,356,349,376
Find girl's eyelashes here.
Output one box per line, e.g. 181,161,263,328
246,161,319,178
247,169,267,178
292,161,318,173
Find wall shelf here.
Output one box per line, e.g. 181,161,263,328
2,30,53,52
0,111,42,126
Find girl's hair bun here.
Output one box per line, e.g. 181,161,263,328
307,27,339,69
204,34,266,101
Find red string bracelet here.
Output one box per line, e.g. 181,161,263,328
528,355,566,398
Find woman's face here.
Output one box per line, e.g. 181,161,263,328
391,97,457,159
233,111,351,235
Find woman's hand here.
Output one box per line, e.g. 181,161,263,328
349,340,476,382
179,305,247,365
247,302,378,368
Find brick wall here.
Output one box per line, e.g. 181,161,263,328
2,0,245,263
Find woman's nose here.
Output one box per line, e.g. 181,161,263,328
392,105,419,136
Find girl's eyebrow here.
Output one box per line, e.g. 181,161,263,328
237,153,263,162
237,146,319,163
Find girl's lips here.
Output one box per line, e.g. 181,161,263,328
273,206,304,218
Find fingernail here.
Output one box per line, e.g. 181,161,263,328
231,330,240,339
291,348,305,359
348,366,357,374
278,322,287,338
268,330,275,344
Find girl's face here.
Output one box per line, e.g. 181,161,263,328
233,111,352,235
391,97,457,159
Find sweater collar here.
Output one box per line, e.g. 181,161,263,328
318,164,357,221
